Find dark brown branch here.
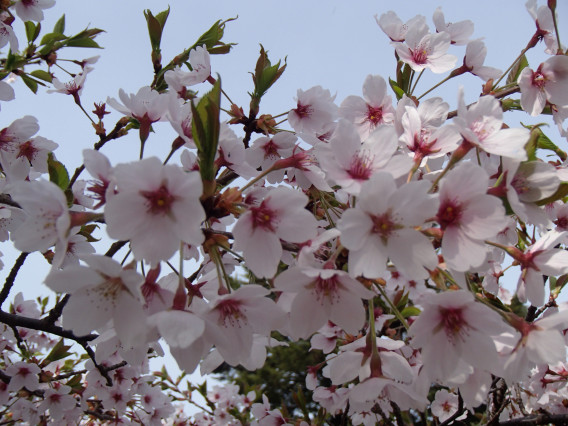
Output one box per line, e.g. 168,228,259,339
439,392,465,426
0,310,97,342
68,117,129,189
44,295,70,325
499,413,568,425
0,194,21,209
51,360,127,382
0,252,29,308
105,240,128,258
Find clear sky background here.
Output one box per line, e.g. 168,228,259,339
1,0,567,396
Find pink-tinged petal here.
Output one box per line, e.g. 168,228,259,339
329,120,362,169
362,74,387,106
328,290,366,335
104,192,147,239
290,291,327,339
61,290,109,335
113,293,147,348
442,226,487,272
388,230,438,279
534,249,568,276
481,128,529,160
380,351,414,383
518,68,547,116
276,209,317,243
329,351,364,385
339,96,368,122
391,180,437,225
357,173,396,214
150,310,205,348
338,209,373,251
523,268,546,307
239,227,282,278
461,330,499,370
129,217,179,264
460,195,507,240
348,237,388,278
45,266,101,293
527,329,566,365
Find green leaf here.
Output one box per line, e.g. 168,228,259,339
30,69,52,83
400,306,421,318
25,21,41,43
190,18,236,53
42,339,72,366
536,128,567,161
249,44,286,116
47,153,70,190
537,182,568,206
65,37,101,48
40,32,67,46
191,78,221,195
506,54,528,85
389,77,405,100
397,63,412,93
144,8,169,51
53,14,65,34
20,74,38,93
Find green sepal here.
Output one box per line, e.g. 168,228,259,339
536,183,568,206
191,77,221,196
47,153,70,190
506,54,528,85
401,306,421,318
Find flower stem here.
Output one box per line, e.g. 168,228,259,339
491,47,529,90
376,283,409,331
417,73,454,100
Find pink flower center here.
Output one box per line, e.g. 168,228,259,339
347,152,374,181
532,68,547,89
437,199,463,229
216,299,247,327
440,307,466,342
141,185,177,215
295,102,313,118
366,105,384,126
555,216,568,230
370,212,397,240
262,139,279,159
311,275,341,304
250,202,277,232
411,44,430,65
0,129,14,150
16,140,37,162
511,174,529,195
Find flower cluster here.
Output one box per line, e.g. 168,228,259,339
0,0,568,424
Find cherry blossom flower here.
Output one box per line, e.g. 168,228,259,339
104,157,205,266
164,45,211,89
38,385,76,421
274,266,374,338
107,86,170,145
0,81,15,110
317,120,410,195
514,230,568,306
12,0,55,22
288,86,338,134
338,172,438,279
44,254,147,347
0,16,19,53
246,132,296,183
462,39,502,82
2,135,58,181
6,362,40,391
339,74,394,139
9,180,70,254
409,290,509,381
375,11,426,42
47,69,91,105
454,89,529,160
202,285,285,367
526,0,559,54
233,186,318,278
518,55,568,116
431,389,467,422
392,24,457,73
436,161,508,272
432,7,473,45
83,149,114,208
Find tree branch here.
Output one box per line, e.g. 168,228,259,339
0,252,29,309
499,413,568,425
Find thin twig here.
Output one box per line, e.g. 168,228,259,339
0,252,29,308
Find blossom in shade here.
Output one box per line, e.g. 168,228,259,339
274,266,374,338
0,17,19,52
44,254,147,347
233,187,318,278
431,389,467,422
409,290,508,381
338,172,438,280
6,362,40,392
104,157,205,266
